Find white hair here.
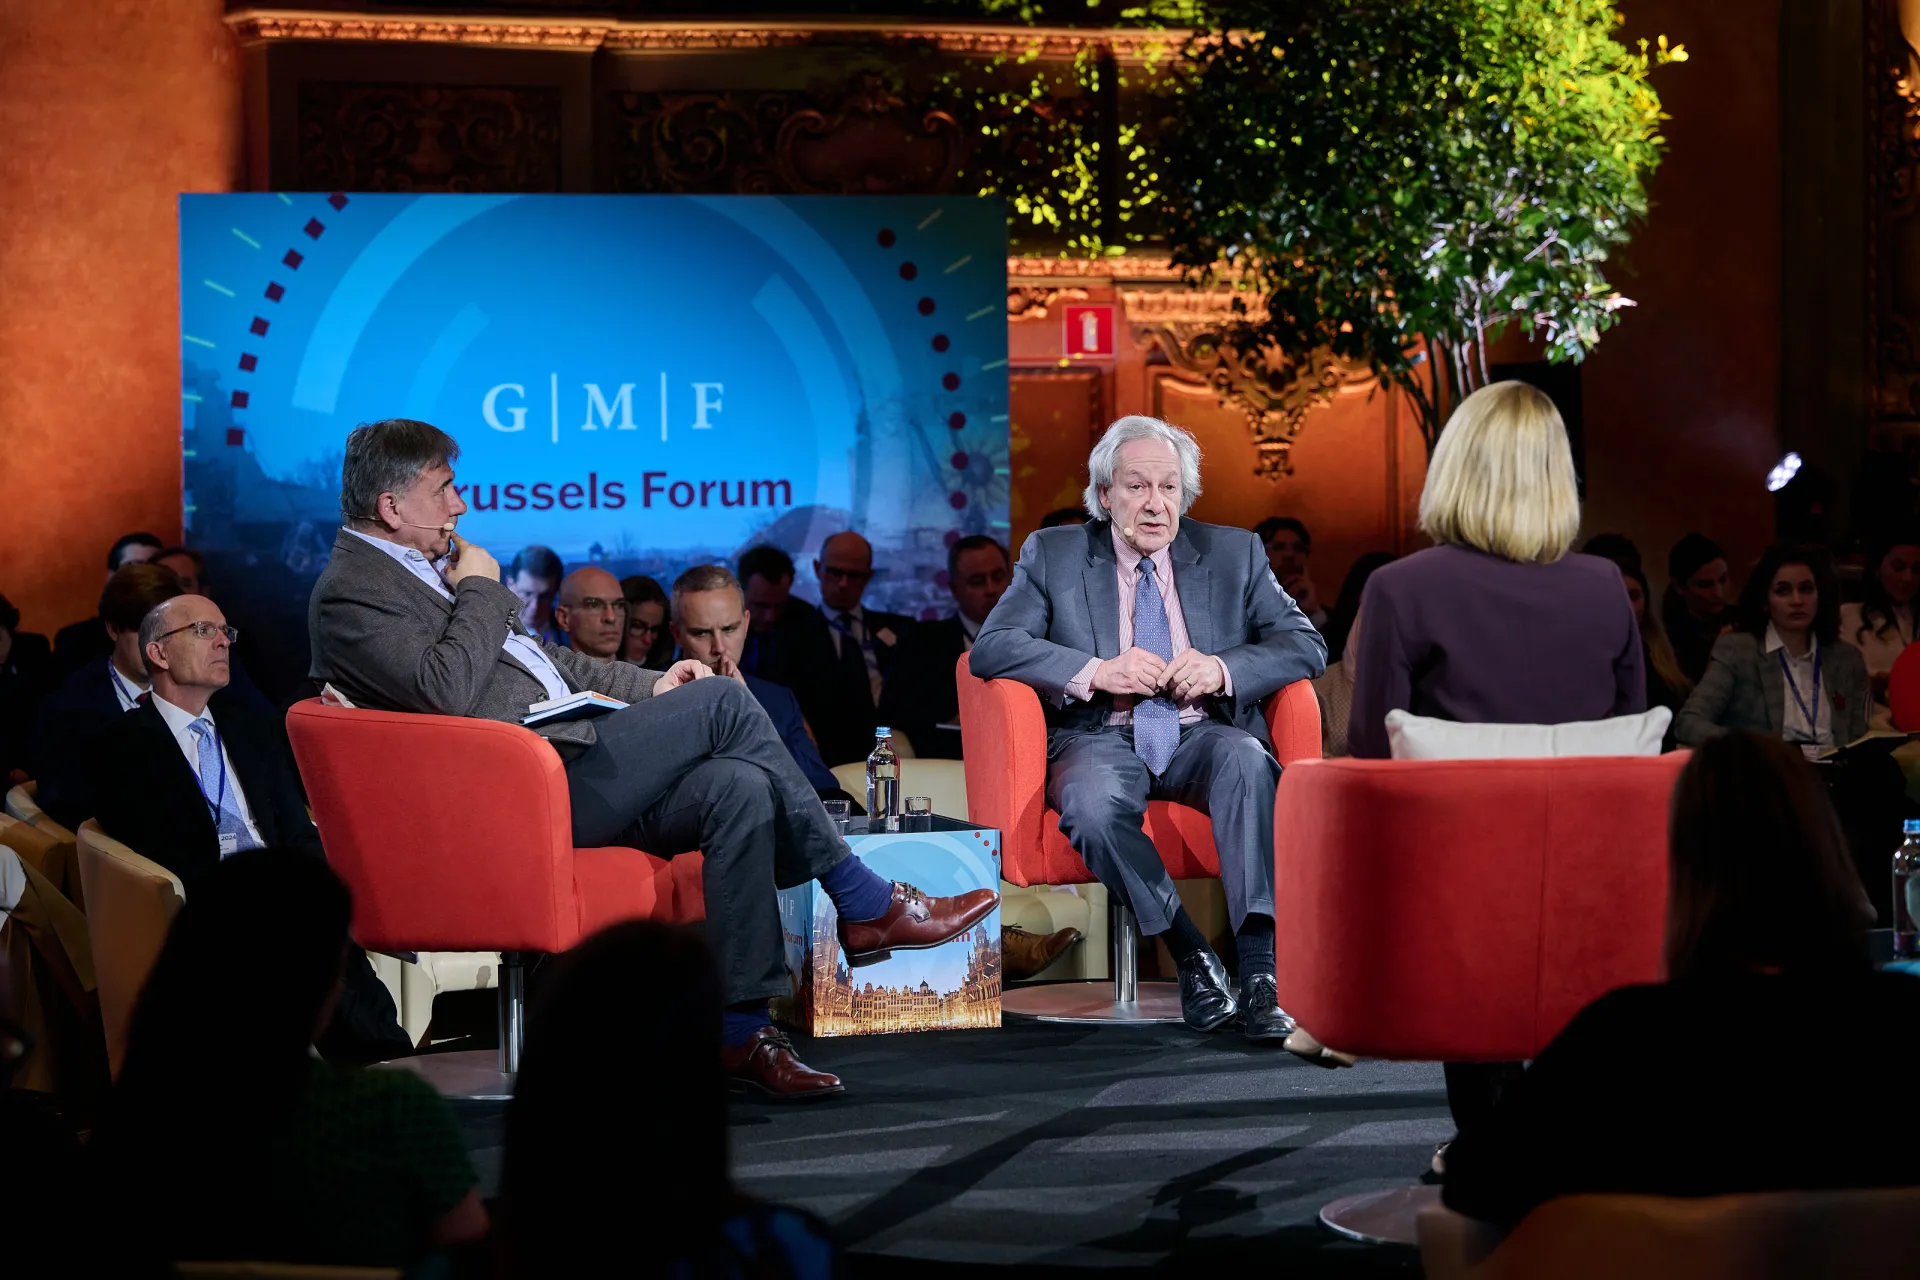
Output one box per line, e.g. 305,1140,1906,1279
1083,415,1203,517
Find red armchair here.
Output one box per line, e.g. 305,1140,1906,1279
1273,752,1687,1240
286,699,701,1086
957,653,1321,1021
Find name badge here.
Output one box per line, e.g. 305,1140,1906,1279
218,832,240,858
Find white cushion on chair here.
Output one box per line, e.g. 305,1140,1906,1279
1385,707,1671,761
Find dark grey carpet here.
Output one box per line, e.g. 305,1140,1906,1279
453,1015,1448,1274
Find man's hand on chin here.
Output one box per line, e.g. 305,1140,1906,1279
716,654,749,686
654,658,714,693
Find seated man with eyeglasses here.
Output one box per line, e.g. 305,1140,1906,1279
553,567,628,663
88,593,410,1063
803,531,916,767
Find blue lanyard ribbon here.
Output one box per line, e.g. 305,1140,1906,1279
1778,645,1823,739
107,664,144,707
194,721,231,823
830,611,875,654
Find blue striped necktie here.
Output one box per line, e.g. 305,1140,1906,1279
189,720,260,855
1131,562,1179,776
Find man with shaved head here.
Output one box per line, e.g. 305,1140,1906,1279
553,566,628,662
88,593,408,1060
805,530,915,766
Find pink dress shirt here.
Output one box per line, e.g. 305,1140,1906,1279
1063,527,1233,725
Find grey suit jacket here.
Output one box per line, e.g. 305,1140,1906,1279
969,518,1327,744
307,529,660,754
1673,631,1870,748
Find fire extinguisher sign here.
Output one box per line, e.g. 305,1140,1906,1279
1062,304,1116,360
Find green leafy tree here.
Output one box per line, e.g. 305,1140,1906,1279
1160,0,1686,450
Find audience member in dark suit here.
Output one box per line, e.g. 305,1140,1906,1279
802,531,914,767
0,593,53,781
50,531,164,680
506,545,566,647
1662,532,1735,685
670,565,856,807
553,566,627,662
880,535,1011,758
150,544,275,714
1444,732,1920,1226
972,416,1326,1044
89,592,408,1062
307,420,990,1097
1038,507,1091,529
736,544,830,703
30,563,184,828
1348,382,1645,1165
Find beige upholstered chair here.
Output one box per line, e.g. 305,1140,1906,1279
1418,1188,1920,1280
6,781,76,842
76,819,184,1076
830,756,1107,980
364,949,499,1048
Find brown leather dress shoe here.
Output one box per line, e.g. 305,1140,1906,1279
838,882,998,966
1003,925,1083,980
721,1026,844,1101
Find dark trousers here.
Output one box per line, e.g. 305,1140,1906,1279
564,677,849,1004
1444,1061,1525,1139
1046,719,1280,936
316,946,413,1065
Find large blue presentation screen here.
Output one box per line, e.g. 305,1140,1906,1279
177,193,1010,692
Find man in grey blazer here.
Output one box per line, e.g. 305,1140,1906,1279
971,416,1326,1042
308,419,995,1100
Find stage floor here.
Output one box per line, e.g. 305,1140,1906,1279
452,1014,1449,1274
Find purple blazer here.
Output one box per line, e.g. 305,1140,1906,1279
1349,544,1646,759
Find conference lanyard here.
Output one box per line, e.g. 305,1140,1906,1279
1778,646,1823,740
107,664,146,709
193,721,231,823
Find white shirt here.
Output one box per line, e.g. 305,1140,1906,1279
106,661,151,712
344,528,572,703
829,604,886,704
1765,623,1833,755
151,691,266,851
959,612,982,651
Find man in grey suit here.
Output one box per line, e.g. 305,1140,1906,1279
308,420,995,1100
971,416,1325,1042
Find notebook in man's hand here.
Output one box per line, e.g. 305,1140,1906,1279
522,691,628,726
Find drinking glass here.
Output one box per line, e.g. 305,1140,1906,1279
903,795,934,832
822,798,851,833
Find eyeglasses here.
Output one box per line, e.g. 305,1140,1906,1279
820,566,875,584
154,621,239,644
629,619,662,636
571,597,629,616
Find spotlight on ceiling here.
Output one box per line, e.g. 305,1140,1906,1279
1766,452,1803,493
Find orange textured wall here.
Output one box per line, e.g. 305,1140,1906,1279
1581,0,1780,590
0,0,241,635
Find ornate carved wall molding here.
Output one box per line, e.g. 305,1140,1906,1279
608,75,963,196
296,83,563,192
228,13,610,48
1132,318,1361,480
227,10,1189,62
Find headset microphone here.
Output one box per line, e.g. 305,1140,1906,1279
1123,527,1135,538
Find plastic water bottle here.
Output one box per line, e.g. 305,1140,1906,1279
866,727,901,833
1894,819,1920,959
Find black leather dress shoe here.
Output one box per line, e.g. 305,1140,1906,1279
1238,974,1297,1043
1175,948,1238,1032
